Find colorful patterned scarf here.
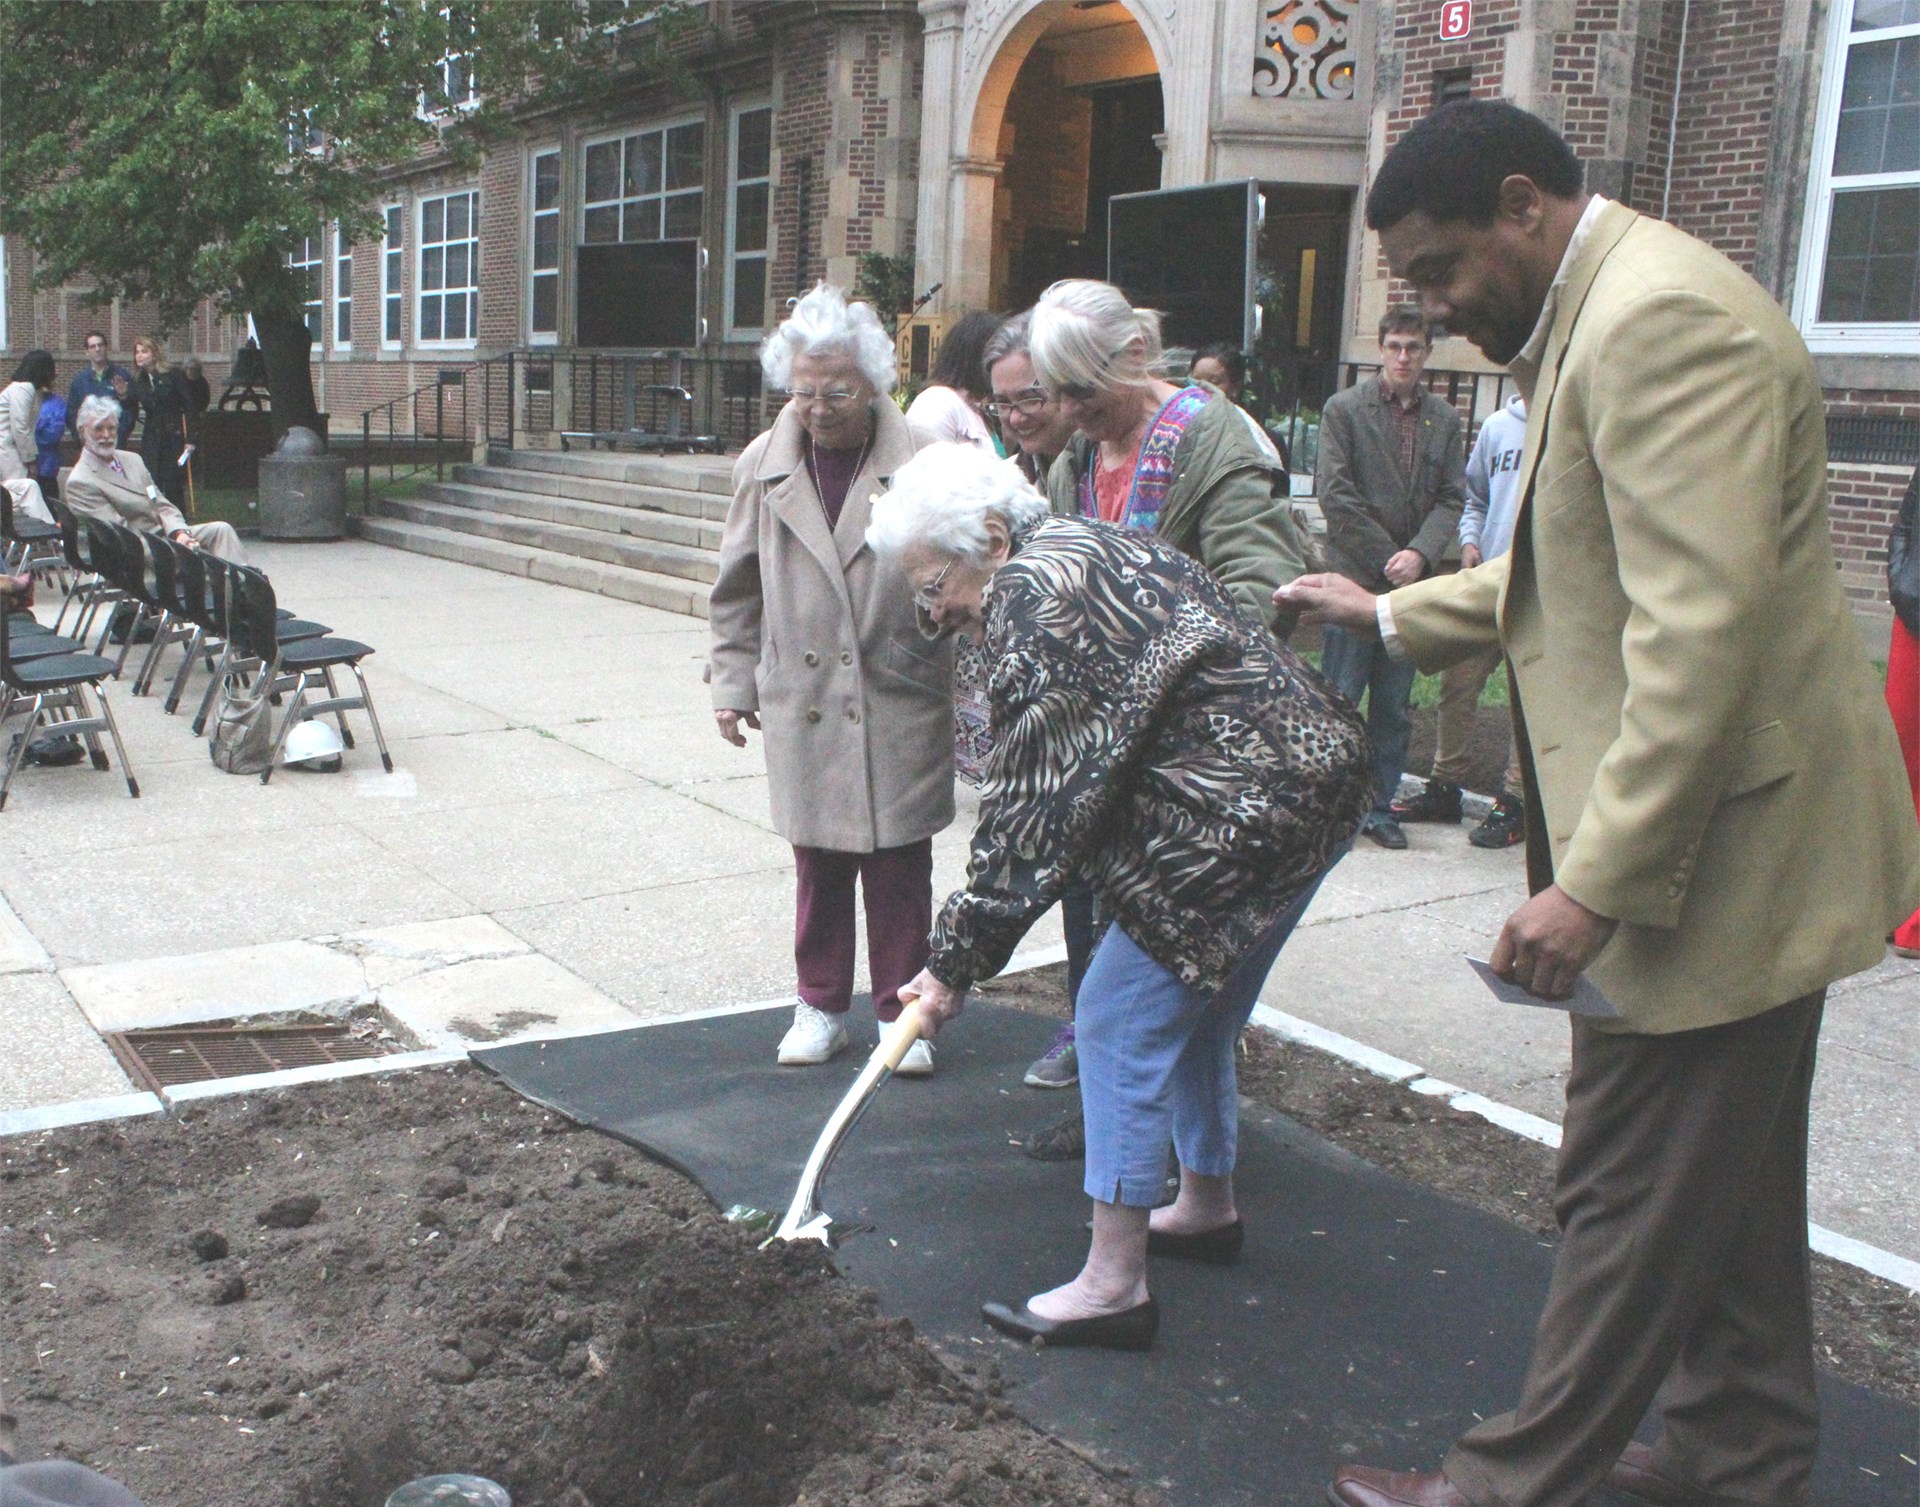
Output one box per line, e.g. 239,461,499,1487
1077,384,1211,534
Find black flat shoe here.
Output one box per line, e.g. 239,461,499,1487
981,1297,1158,1351
1146,1218,1244,1265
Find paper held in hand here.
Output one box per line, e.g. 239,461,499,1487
1467,956,1620,1018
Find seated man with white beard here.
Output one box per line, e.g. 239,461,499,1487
62,396,244,561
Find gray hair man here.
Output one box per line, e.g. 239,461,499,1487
63,396,243,561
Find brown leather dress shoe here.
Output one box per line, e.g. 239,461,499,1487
1606,1441,1722,1507
1326,1465,1471,1506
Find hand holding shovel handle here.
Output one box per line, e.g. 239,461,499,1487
770,1002,925,1246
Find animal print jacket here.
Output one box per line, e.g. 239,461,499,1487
927,515,1372,996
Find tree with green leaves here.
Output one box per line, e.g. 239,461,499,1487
0,0,680,438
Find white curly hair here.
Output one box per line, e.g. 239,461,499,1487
760,282,898,394
75,394,123,434
866,442,1051,567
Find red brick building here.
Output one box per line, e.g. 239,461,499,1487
2,0,1912,641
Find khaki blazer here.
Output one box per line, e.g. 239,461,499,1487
1389,202,1920,1033
708,399,954,853
63,448,190,536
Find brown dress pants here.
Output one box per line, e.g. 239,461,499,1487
1444,992,1825,1507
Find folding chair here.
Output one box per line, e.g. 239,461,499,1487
44,498,119,638
130,535,201,698
0,486,65,584
188,567,331,736
0,582,139,810
219,563,392,784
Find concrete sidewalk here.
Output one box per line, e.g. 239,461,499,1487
1,539,1914,1265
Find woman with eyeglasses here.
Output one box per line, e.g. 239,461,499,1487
708,283,955,1075
872,443,1370,1349
1033,280,1310,640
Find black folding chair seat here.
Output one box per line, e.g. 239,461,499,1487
280,636,374,671
0,601,138,809
7,631,89,661
8,648,122,689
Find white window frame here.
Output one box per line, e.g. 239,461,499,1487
528,146,562,346
333,222,353,352
579,115,706,249
724,101,773,339
420,5,480,120
1793,0,1920,354
382,204,405,351
416,188,480,349
290,233,324,344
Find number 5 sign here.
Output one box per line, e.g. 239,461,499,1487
1440,0,1472,40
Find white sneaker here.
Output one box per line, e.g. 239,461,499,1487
777,1001,848,1065
894,1038,934,1077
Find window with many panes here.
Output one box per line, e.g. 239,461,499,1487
418,190,479,344
291,234,324,342
582,121,704,245
726,105,772,334
383,206,405,348
333,223,353,350
1797,0,1919,348
428,5,478,116
530,149,560,341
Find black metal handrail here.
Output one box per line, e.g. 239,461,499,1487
1243,359,1518,480
475,348,767,457
356,373,471,508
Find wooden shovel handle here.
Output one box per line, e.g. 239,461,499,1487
874,1000,924,1072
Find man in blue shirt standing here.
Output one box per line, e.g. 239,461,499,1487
1391,392,1529,847
66,331,133,446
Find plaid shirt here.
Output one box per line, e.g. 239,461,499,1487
1379,376,1423,474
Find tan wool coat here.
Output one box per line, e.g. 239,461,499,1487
708,398,955,853
1389,202,1920,1033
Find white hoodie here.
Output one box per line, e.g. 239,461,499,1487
1460,393,1527,562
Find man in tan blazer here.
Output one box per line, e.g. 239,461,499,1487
63,396,243,562
1282,102,1919,1507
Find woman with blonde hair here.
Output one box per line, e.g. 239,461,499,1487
707,283,955,1073
129,335,198,512
1030,279,1307,636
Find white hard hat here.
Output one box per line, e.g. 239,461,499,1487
281,719,345,770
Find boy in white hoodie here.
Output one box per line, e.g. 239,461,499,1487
1391,393,1528,847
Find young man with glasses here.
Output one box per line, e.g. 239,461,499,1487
66,333,133,447
1312,307,1466,850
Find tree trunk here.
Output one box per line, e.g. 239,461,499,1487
251,305,322,444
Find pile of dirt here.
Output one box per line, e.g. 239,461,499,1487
975,965,1920,1405
0,1071,1151,1507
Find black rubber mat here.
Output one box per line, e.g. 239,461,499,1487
474,1002,1918,1507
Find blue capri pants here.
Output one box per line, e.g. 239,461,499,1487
1075,856,1341,1207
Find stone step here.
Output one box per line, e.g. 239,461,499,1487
353,516,710,619
486,446,737,496
421,480,726,551
449,463,732,522
373,496,719,585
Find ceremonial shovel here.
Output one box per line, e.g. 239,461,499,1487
766,1001,926,1246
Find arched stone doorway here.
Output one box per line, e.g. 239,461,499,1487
986,6,1163,310
916,0,1176,314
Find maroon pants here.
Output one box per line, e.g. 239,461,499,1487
792,840,933,1023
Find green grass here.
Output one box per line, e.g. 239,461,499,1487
1296,647,1511,712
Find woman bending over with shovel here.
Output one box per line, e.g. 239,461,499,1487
871,444,1371,1350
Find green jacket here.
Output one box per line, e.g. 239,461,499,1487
1045,387,1308,633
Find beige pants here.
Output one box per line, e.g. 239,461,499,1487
1430,644,1521,797
180,520,245,563
4,476,52,525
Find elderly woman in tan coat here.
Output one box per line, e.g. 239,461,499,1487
709,283,954,1072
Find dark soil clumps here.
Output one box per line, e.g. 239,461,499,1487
0,1071,1151,1507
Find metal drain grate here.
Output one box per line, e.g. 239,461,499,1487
107,1022,403,1092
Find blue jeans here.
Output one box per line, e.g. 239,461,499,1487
1320,622,1418,820
1075,858,1339,1206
